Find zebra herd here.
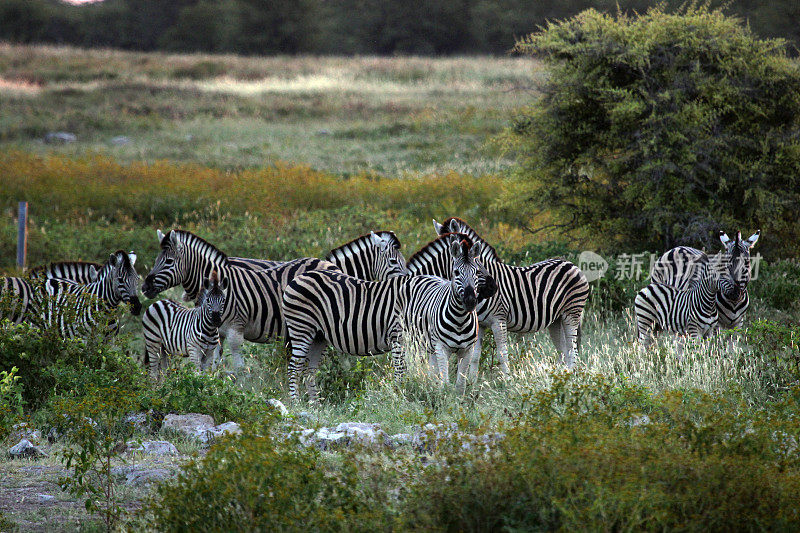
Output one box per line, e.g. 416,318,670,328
0,219,760,402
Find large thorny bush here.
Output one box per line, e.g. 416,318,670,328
502,7,800,257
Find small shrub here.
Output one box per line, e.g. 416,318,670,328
744,320,800,395
0,366,24,438
142,422,396,532
751,259,800,312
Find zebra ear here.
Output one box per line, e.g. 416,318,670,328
449,238,462,259
108,253,118,267
88,266,98,282
203,277,212,291
433,219,447,236
157,229,165,243
719,231,731,247
745,230,760,248
370,231,389,251
220,277,230,291
168,230,183,252
469,241,483,260
128,252,137,266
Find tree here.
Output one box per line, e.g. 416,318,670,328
501,7,800,256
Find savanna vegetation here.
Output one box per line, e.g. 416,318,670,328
1,5,800,532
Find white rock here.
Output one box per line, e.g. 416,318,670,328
110,135,131,145
44,131,77,144
214,421,242,436
8,439,46,459
162,413,216,442
128,440,179,456
124,413,149,431
37,494,55,503
266,399,289,417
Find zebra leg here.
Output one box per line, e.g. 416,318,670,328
434,343,450,385
304,340,326,404
426,345,439,378
548,319,567,364
561,317,580,369
287,342,310,403
467,328,484,381
390,338,406,382
188,346,202,371
491,320,511,375
455,346,473,394
227,329,246,369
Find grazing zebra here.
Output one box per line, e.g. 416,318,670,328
430,217,589,372
651,230,760,329
142,270,229,380
229,231,406,281
283,234,485,402
40,251,142,337
141,229,339,368
29,261,102,284
635,252,734,347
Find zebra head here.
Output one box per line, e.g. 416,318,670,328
201,270,229,328
143,230,186,298
106,251,142,315
447,235,485,312
369,231,408,278
719,230,760,303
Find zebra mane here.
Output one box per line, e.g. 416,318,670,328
326,231,401,263
163,230,229,265
439,217,499,262
95,250,133,279
408,232,474,267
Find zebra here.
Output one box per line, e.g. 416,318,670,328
141,229,339,368
1,261,104,325
39,251,142,337
282,234,486,402
142,270,229,380
29,261,102,284
635,252,734,347
228,231,406,280
430,217,589,372
650,230,760,330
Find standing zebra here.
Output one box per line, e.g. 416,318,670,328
635,252,734,347
2,261,104,325
430,217,589,372
228,231,406,281
142,270,229,380
651,230,760,329
141,229,339,368
39,251,142,337
283,234,485,402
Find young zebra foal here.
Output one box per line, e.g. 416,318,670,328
635,253,733,348
142,271,229,380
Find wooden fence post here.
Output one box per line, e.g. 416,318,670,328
17,201,27,272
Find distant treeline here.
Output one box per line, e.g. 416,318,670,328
1,0,798,55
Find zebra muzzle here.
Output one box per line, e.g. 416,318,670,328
128,296,142,316
463,286,477,312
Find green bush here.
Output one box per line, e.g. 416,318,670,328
149,365,268,424
0,366,24,438
751,259,800,312
745,320,800,395
504,6,800,257
142,422,396,532
402,371,800,530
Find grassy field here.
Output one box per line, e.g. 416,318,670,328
1,44,799,531
0,43,540,175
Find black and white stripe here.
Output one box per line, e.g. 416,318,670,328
29,261,102,284
141,229,339,367
429,217,589,372
142,271,229,380
283,234,484,402
636,253,734,345
38,251,142,338
651,230,759,329
0,277,33,325
228,231,406,281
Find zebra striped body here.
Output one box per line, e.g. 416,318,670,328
431,217,589,371
651,231,759,329
0,277,33,325
283,235,484,402
141,230,339,368
39,251,141,338
228,231,405,281
635,254,732,346
29,261,102,284
142,272,229,380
